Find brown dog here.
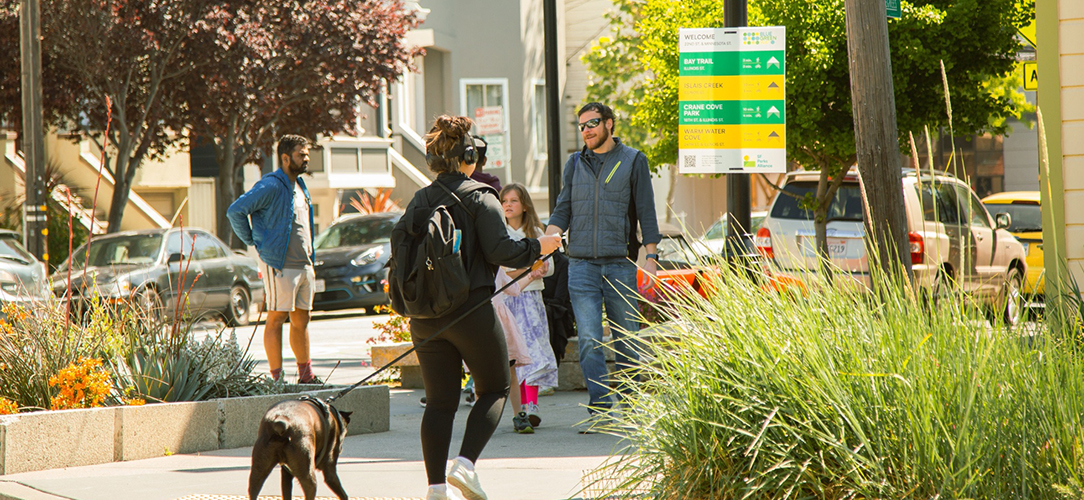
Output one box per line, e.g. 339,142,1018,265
248,396,353,500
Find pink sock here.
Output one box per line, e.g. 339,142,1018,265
523,384,539,405
271,368,283,381
519,382,527,406
298,362,314,382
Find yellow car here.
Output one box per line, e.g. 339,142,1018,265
982,191,1044,296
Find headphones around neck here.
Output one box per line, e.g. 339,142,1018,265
425,134,477,167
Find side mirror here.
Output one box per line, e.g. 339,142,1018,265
995,212,1012,230
168,253,184,263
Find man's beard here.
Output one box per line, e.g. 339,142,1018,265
288,160,309,176
587,124,611,150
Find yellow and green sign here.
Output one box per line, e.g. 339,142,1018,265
678,27,786,174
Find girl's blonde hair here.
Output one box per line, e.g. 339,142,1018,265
499,183,543,239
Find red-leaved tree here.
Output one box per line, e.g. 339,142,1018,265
39,0,217,232
180,0,422,247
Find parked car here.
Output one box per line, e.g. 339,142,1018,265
754,169,1028,324
0,229,49,305
636,222,717,298
982,191,1043,299
311,211,401,311
52,228,264,325
699,211,768,256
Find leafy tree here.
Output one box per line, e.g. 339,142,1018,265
584,0,1033,260
178,0,421,247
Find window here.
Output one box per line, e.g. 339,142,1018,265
983,203,1041,232
532,81,548,159
461,79,510,175
166,231,196,258
956,186,991,228
769,181,865,221
916,182,961,225
191,232,225,260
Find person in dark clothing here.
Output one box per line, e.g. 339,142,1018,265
468,135,502,191
541,249,574,363
411,115,562,500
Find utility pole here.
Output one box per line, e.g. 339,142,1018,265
844,0,911,280
544,0,563,213
724,0,751,254
20,0,48,263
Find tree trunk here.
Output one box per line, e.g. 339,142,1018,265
106,140,133,233
814,167,832,278
214,138,238,248
844,0,912,283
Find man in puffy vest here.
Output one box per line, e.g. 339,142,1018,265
227,134,321,384
545,102,660,420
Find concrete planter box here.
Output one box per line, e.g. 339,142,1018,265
370,342,423,389
0,385,389,475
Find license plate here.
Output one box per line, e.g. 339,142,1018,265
315,279,325,293
801,237,847,257
828,240,847,257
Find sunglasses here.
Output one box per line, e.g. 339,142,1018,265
578,118,603,131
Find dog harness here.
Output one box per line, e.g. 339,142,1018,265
298,395,340,468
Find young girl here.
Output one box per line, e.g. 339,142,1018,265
499,183,558,431
492,267,536,433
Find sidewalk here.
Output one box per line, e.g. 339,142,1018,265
0,388,625,500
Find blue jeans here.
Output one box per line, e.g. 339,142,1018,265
568,257,640,412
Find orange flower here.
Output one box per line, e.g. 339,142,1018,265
49,358,111,410
0,398,17,415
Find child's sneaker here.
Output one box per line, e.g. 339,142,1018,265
465,392,476,407
512,412,534,434
525,402,541,427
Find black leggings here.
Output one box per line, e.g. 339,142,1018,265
410,288,510,485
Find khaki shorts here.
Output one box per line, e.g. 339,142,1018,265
261,263,315,312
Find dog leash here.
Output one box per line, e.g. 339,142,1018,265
326,251,557,404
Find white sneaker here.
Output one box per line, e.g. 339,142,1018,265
426,485,465,500
447,458,487,500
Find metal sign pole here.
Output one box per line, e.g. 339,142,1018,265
20,0,48,262
724,0,751,256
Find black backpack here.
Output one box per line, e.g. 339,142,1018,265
387,180,482,319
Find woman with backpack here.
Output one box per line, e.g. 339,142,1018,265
404,115,562,500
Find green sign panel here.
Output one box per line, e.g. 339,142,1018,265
678,27,787,174
886,0,900,19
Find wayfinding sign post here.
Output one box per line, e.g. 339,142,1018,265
678,26,786,174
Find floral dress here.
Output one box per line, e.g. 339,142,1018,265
504,224,558,389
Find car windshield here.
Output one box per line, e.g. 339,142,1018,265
64,234,164,271
770,181,865,221
314,217,396,250
984,203,1042,232
0,234,35,266
703,215,766,239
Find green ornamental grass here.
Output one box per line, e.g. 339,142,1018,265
592,260,1084,499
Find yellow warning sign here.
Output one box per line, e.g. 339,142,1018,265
1023,61,1037,91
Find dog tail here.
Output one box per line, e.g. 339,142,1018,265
271,418,289,438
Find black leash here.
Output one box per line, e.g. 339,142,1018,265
326,251,557,404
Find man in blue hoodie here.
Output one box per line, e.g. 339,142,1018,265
546,102,660,420
227,135,321,384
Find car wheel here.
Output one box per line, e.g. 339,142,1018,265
226,285,251,327
136,286,165,323
1001,268,1025,327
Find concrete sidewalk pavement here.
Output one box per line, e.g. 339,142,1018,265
0,388,626,500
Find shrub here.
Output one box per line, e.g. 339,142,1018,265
592,262,1084,499
49,357,111,409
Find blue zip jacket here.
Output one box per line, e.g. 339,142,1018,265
227,169,315,271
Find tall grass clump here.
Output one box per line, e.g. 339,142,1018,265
592,260,1084,499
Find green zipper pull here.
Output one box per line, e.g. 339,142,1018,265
605,161,622,184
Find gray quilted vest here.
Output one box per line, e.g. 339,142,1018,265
566,143,642,259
